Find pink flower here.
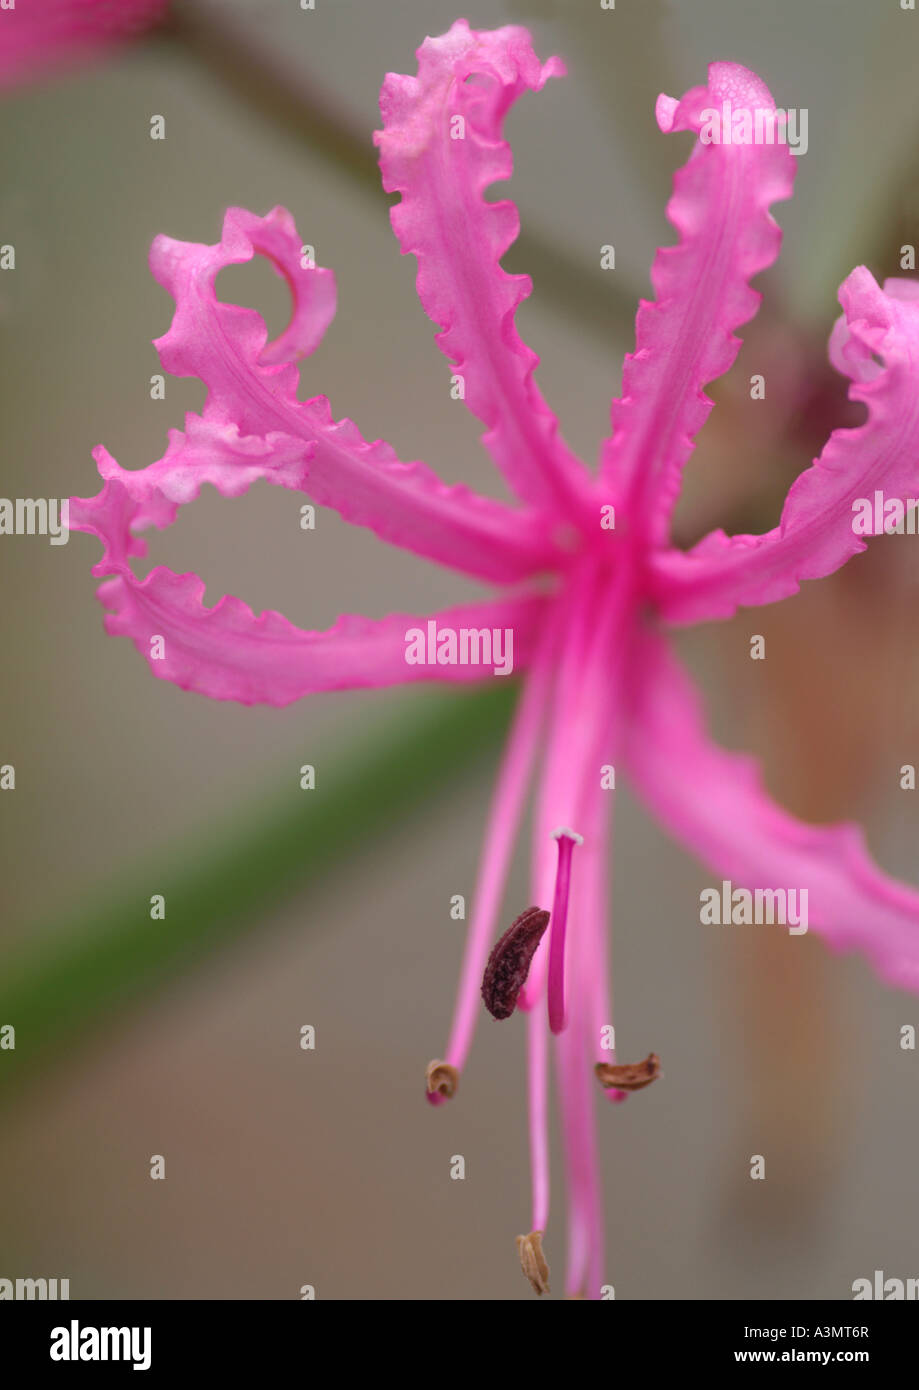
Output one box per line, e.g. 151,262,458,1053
0,0,167,88
71,20,919,1298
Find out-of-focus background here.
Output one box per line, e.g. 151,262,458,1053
2,0,919,1299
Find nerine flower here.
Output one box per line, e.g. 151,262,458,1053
71,21,919,1299
0,0,167,89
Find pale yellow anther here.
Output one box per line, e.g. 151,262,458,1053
425,1059,459,1100
516,1230,550,1296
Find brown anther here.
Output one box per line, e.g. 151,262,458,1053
516,1230,550,1296
481,906,550,1020
595,1052,662,1091
425,1059,459,1100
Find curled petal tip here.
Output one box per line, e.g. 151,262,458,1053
706,59,775,110
516,1230,550,1296
655,92,679,133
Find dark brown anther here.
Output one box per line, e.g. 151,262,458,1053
595,1052,662,1091
481,906,550,1020
516,1231,550,1296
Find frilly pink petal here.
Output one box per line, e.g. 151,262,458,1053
374,18,590,520
651,269,919,622
143,204,556,584
94,576,549,705
71,417,551,702
624,629,919,996
150,205,337,401
147,205,333,434
0,0,166,88
602,61,797,545
69,417,312,575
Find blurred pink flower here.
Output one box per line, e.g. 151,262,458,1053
71,20,919,1298
0,0,167,88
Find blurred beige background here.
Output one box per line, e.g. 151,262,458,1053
2,0,919,1298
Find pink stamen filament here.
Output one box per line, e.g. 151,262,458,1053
527,1007,550,1234
440,608,560,1077
547,827,582,1034
556,812,605,1299
583,787,627,1104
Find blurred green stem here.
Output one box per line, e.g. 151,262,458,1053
0,685,514,1105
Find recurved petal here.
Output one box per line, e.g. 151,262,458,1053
92,574,548,705
374,19,590,519
623,629,919,996
601,62,796,545
651,271,919,623
69,420,312,575
147,204,558,585
71,438,548,703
